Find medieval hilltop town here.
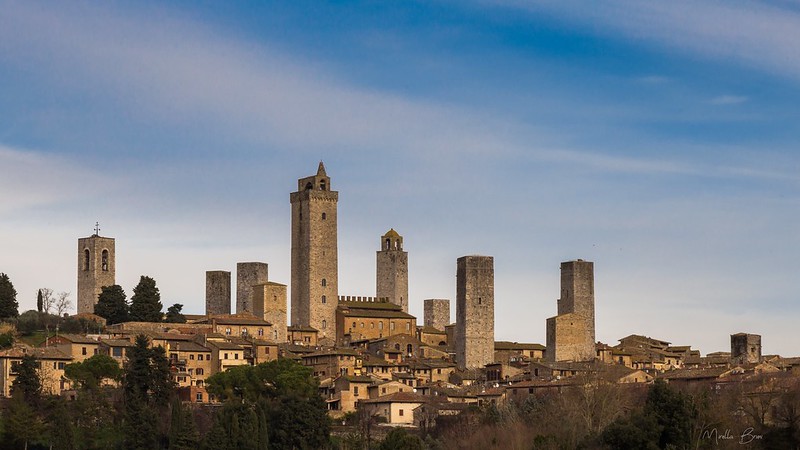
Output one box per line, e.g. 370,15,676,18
1,162,798,430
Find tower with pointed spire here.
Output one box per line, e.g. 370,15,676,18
290,162,339,340
376,229,409,313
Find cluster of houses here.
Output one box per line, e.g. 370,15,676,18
2,310,799,428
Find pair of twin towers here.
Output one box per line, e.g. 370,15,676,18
289,162,407,340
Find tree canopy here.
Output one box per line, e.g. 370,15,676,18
0,272,19,319
129,276,163,322
65,354,122,390
165,303,186,323
94,284,129,325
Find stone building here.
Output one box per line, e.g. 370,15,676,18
252,281,287,343
77,231,116,314
455,255,495,370
290,162,339,340
424,299,450,331
205,271,231,315
546,260,596,362
236,262,268,314
731,333,762,365
335,297,417,343
376,229,409,313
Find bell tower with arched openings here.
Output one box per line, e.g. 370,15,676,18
376,229,409,313
77,223,116,314
290,162,339,340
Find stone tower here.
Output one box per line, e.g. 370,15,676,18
206,271,231,315
376,229,409,313
455,255,495,370
253,282,287,343
290,162,339,340
237,262,268,314
77,230,115,314
424,299,450,331
546,259,596,362
731,333,761,365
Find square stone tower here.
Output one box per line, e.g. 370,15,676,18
376,229,409,313
237,262,268,314
731,333,761,365
424,299,450,331
252,282,287,343
206,271,231,315
546,259,596,362
77,230,115,314
455,255,494,370
290,162,339,340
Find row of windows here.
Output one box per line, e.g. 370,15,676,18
224,327,265,336
350,321,411,331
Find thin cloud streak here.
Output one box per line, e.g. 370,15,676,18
0,2,793,185
489,0,800,81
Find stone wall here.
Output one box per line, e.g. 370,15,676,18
205,271,231,315
546,260,596,362
236,262,268,314
424,299,450,331
252,281,287,343
731,333,761,365
77,235,116,314
455,255,495,370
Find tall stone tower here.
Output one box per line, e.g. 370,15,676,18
455,255,494,370
376,229,409,313
253,282,287,343
424,299,450,331
237,262,268,314
731,333,762,365
546,259,596,362
206,271,231,315
77,228,115,315
290,162,339,340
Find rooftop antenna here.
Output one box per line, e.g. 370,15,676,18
94,222,101,236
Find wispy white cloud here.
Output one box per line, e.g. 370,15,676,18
0,145,110,214
489,0,800,81
710,95,748,105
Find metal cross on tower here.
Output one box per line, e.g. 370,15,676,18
94,222,100,236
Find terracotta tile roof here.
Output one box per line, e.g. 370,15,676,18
495,341,545,351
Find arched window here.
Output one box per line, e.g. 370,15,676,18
478,297,482,305
305,182,313,190
378,322,384,330
322,295,326,304
321,278,326,287
385,238,390,250
84,249,90,271
370,322,374,329
406,323,410,331
322,320,327,329
320,180,326,191
321,212,326,220
407,344,413,355
390,322,395,331
101,249,109,271
394,343,400,350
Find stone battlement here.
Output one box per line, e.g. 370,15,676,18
338,295,389,303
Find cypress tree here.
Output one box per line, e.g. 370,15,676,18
0,272,19,319
94,284,129,324
129,275,163,322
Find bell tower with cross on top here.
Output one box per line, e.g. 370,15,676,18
77,222,116,314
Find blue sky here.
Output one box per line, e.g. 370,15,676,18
1,1,798,356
